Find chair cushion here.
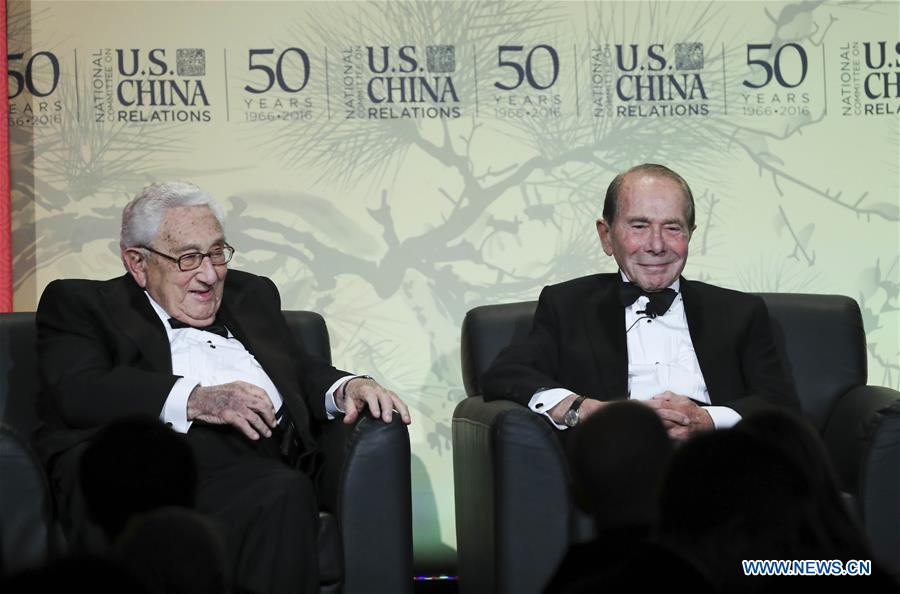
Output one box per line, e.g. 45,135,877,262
0,424,52,573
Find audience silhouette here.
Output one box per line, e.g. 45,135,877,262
3,416,252,592
545,405,899,593
659,412,899,592
79,415,198,544
1,555,150,593
114,506,231,594
9,393,898,593
737,409,873,560
544,401,714,593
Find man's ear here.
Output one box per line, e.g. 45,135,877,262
596,218,614,256
122,248,148,288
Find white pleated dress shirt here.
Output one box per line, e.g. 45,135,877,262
146,294,350,433
529,277,741,430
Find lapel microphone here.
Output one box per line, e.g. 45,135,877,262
621,283,678,319
636,304,660,319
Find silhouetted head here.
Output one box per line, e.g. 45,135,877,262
80,416,197,541
736,408,873,561
115,506,230,594
659,427,827,592
568,400,673,530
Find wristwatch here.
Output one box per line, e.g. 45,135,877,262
563,396,586,428
346,374,374,390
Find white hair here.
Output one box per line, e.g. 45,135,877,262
120,181,226,252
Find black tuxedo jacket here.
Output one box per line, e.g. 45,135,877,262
482,274,799,417
35,270,349,464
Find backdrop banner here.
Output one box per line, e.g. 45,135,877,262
7,1,899,567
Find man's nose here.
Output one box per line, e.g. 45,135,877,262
647,226,665,253
195,255,219,282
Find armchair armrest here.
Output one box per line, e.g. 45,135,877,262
0,423,53,574
822,385,900,570
319,415,412,594
452,396,586,594
822,386,900,495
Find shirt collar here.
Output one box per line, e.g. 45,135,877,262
145,292,170,323
144,292,232,340
144,292,175,338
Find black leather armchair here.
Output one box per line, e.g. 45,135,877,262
0,311,413,594
453,294,900,594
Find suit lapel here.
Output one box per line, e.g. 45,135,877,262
102,275,172,372
583,275,629,400
681,278,722,404
217,285,307,423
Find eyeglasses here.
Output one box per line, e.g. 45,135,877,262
138,244,235,271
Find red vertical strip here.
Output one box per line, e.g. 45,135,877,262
0,1,11,311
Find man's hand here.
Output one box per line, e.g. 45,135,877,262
338,377,412,425
548,394,606,426
187,381,277,440
644,391,713,440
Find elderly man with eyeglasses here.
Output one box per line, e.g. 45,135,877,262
35,181,411,594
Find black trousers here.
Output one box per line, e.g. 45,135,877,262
187,424,319,594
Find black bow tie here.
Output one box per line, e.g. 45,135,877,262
168,317,229,338
619,283,678,318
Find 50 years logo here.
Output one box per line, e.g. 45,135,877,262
7,51,63,127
